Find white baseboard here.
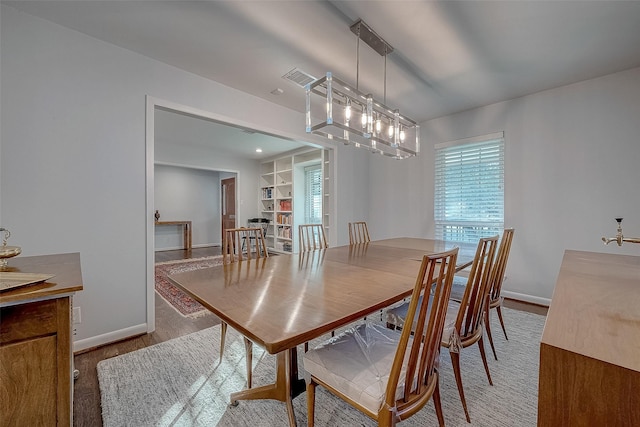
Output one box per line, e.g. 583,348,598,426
502,290,551,307
73,323,148,353
155,243,220,252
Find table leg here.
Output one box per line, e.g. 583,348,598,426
229,348,305,426
183,223,192,250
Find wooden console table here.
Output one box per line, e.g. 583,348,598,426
0,252,83,426
538,250,640,426
155,220,192,250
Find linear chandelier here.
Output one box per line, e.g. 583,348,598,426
305,19,419,160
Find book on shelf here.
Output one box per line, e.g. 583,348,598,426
278,199,292,211
276,213,292,225
277,227,292,239
262,187,273,199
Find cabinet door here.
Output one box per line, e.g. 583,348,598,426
0,336,58,426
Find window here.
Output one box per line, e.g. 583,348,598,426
434,132,504,242
304,165,322,224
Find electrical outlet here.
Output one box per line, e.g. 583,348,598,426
73,307,81,324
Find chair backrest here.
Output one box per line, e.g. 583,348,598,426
488,228,514,303
455,235,499,339
298,224,328,251
222,227,269,264
385,248,458,410
348,221,370,244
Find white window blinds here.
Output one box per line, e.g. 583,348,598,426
434,132,504,242
304,165,322,224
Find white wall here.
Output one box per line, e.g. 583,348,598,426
154,165,221,249
0,5,367,350
370,66,640,303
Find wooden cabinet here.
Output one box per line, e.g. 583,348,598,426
538,250,640,426
0,253,83,427
260,149,329,253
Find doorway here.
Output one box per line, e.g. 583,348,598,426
221,177,237,237
146,96,326,333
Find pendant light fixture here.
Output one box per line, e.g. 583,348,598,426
305,19,419,159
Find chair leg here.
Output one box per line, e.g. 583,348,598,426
307,378,317,427
244,337,253,389
484,308,498,360
495,305,508,340
433,376,445,427
477,336,493,386
449,351,471,423
219,322,227,362
304,342,309,352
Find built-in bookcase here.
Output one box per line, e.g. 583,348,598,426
259,148,330,253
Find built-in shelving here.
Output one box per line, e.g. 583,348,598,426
259,148,330,253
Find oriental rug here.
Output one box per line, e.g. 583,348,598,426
98,308,544,426
155,256,224,318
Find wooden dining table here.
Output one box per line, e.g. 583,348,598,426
168,237,476,426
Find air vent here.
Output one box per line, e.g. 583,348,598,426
282,68,317,88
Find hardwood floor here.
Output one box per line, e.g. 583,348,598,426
154,245,222,263
72,247,547,426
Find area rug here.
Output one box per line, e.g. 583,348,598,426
155,256,224,318
98,308,544,426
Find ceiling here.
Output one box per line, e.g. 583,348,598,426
5,0,640,157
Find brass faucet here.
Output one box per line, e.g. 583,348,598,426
602,218,640,246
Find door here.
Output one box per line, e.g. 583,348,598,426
221,177,237,240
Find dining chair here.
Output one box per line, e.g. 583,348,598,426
386,235,499,423
304,248,459,427
298,224,328,251
222,227,269,264
448,228,514,360
483,228,514,359
220,227,269,388
348,221,371,244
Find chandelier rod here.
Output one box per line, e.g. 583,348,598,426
356,25,361,91
384,46,387,104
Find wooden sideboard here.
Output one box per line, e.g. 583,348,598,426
0,253,83,426
538,250,640,426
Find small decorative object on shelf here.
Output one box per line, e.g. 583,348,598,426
155,210,160,222
0,227,22,269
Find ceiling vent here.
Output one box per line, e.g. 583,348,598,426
282,68,317,88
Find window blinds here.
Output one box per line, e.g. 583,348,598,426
304,165,322,224
434,132,504,242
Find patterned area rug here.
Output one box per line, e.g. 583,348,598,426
155,256,224,318
98,308,544,426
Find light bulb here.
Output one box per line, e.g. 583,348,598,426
388,125,394,138
345,105,351,120
375,119,381,133
400,130,406,141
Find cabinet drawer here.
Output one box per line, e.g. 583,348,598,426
0,299,59,344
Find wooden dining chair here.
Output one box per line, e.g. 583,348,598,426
448,228,514,360
298,224,328,251
304,248,459,427
483,228,514,359
386,235,498,423
442,235,498,423
348,221,370,244
222,227,269,264
220,227,269,388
